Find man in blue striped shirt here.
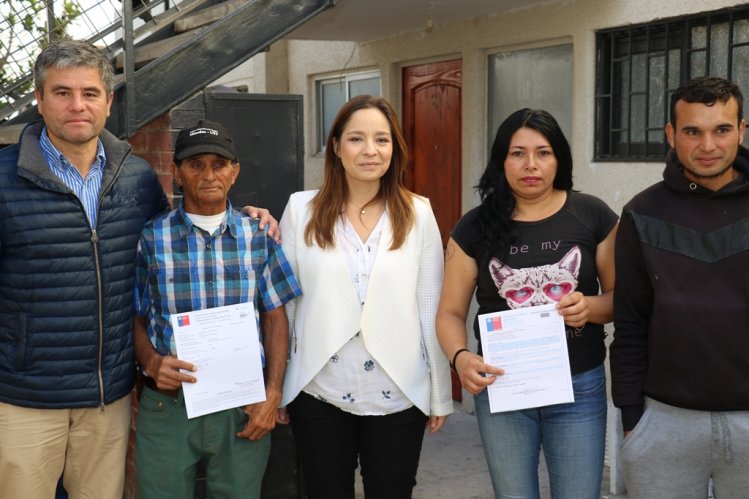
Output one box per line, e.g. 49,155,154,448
0,39,171,499
133,119,301,498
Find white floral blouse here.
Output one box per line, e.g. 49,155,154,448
302,213,412,415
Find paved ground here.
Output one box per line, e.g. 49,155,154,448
355,404,612,499
410,408,494,499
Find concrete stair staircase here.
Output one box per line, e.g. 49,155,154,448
113,0,248,70
0,0,334,141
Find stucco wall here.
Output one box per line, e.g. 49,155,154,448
211,53,265,92
283,0,747,215
210,40,292,95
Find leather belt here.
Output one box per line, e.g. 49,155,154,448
142,374,180,399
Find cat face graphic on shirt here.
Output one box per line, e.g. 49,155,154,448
489,246,581,309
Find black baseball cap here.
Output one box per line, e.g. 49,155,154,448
173,119,238,162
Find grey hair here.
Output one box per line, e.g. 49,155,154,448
34,39,114,95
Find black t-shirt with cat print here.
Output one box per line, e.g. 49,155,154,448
452,190,617,375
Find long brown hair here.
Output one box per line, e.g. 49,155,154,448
305,95,414,250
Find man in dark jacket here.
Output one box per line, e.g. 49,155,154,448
0,39,279,499
0,39,168,499
611,76,749,497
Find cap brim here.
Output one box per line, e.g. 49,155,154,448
174,144,237,162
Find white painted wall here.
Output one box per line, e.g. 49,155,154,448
279,0,747,216
211,53,266,93
209,41,290,94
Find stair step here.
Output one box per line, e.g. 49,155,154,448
174,0,247,33
129,0,212,44
115,0,248,69
115,30,196,68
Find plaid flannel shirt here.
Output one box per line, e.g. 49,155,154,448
134,201,301,362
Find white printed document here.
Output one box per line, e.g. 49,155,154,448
478,303,573,413
171,302,266,419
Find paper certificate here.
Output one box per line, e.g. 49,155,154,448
478,303,574,413
171,302,266,419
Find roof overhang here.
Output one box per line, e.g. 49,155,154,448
287,0,556,42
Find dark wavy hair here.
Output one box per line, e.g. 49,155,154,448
476,108,573,257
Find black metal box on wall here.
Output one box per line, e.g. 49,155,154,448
172,90,304,218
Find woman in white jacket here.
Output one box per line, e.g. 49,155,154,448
278,95,452,499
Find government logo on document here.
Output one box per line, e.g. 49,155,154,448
177,315,190,327
485,316,503,331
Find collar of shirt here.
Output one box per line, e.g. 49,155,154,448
39,127,106,182
174,199,243,239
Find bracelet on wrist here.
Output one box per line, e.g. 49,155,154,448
450,348,470,371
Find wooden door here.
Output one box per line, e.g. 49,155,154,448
402,60,462,248
402,59,462,400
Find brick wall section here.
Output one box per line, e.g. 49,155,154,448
127,113,176,199
123,112,173,499
122,100,206,498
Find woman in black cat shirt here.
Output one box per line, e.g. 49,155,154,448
436,109,617,499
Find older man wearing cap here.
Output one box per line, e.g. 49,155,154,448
133,119,301,498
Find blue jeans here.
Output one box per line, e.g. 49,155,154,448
475,364,607,499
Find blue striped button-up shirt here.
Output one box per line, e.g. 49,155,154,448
134,202,301,363
39,127,106,227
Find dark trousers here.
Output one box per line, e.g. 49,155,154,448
288,392,429,499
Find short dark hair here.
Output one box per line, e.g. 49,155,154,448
476,109,573,256
670,76,744,126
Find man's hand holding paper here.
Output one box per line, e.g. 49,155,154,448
172,302,267,419
148,354,197,390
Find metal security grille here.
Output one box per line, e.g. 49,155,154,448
595,6,749,161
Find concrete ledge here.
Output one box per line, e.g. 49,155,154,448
0,124,25,145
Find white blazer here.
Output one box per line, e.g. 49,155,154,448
279,190,453,416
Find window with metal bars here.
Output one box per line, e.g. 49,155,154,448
595,6,749,161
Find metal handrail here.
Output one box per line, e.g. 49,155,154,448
1,0,336,137
0,0,174,123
